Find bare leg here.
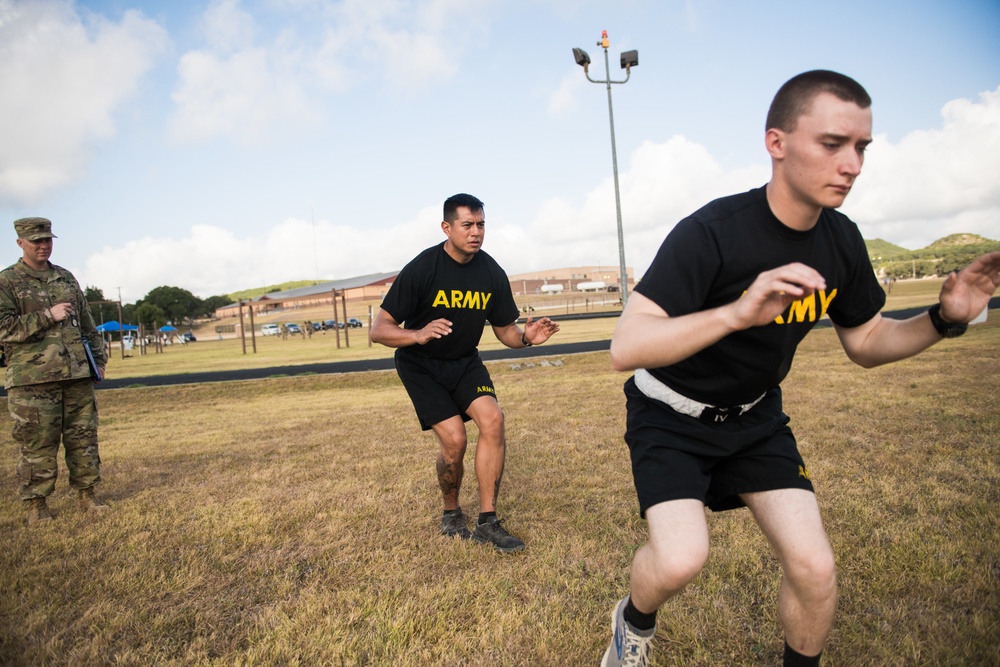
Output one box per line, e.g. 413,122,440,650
629,499,710,613
465,396,505,513
430,416,468,511
742,488,837,657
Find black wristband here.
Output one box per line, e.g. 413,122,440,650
928,303,967,338
521,332,533,347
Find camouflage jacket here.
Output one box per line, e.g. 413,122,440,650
0,259,107,389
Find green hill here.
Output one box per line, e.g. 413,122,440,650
228,280,325,301
868,233,998,279
926,233,995,250
865,238,911,261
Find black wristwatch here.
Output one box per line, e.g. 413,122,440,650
521,332,533,347
927,303,967,338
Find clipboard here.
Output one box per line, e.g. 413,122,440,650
83,339,103,383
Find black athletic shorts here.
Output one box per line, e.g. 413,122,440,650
623,376,814,516
394,348,497,431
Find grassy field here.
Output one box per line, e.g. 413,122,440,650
105,278,949,381
103,315,621,380
1,307,997,665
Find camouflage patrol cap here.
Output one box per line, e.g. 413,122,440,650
13,217,57,241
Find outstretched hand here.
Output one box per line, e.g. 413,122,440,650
416,318,453,345
938,251,1000,323
523,316,560,345
729,263,827,330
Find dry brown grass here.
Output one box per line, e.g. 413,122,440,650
1,313,997,666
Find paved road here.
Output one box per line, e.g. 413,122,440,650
4,299,995,394
92,338,612,390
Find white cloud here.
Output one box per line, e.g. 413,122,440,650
169,0,495,143
83,205,444,301
509,86,1000,277
170,0,321,142
0,0,168,203
85,86,1000,301
489,136,768,279
843,85,1000,247
201,0,257,53
170,46,321,142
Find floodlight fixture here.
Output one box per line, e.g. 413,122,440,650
571,30,639,305
620,50,638,71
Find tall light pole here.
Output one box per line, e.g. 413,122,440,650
573,30,638,306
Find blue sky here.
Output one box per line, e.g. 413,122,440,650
1,0,998,301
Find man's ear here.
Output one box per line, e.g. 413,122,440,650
765,128,786,160
441,220,451,236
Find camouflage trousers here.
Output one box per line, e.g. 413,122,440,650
8,378,101,499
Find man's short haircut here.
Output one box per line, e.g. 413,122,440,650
443,193,485,223
766,70,871,133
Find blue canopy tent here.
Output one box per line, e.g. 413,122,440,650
96,321,138,333
158,324,184,345
96,321,139,358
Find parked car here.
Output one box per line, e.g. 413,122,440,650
323,319,344,330
286,323,302,335
311,321,323,331
346,318,364,328
182,332,197,342
261,324,280,336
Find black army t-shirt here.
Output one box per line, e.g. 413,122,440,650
635,186,886,406
380,242,520,360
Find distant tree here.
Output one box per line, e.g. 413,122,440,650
141,286,202,325
85,286,118,324
199,295,231,317
121,302,138,326
135,303,167,330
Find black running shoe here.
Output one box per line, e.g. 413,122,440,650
441,509,471,539
472,516,525,553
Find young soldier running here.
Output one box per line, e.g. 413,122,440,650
602,70,1000,666
370,193,559,553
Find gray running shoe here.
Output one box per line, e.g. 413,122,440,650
601,597,655,667
440,509,471,539
471,516,525,553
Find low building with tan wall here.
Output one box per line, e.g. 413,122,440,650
213,265,634,320
507,265,634,296
213,272,398,318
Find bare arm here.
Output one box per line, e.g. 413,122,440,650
610,262,828,372
835,251,1000,368
368,308,453,348
833,312,940,368
491,315,561,349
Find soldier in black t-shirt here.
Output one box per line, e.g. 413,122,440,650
600,71,1000,667
370,193,559,553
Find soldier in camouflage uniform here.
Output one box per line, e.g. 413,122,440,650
0,218,110,526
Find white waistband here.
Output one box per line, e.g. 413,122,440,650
634,368,766,420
